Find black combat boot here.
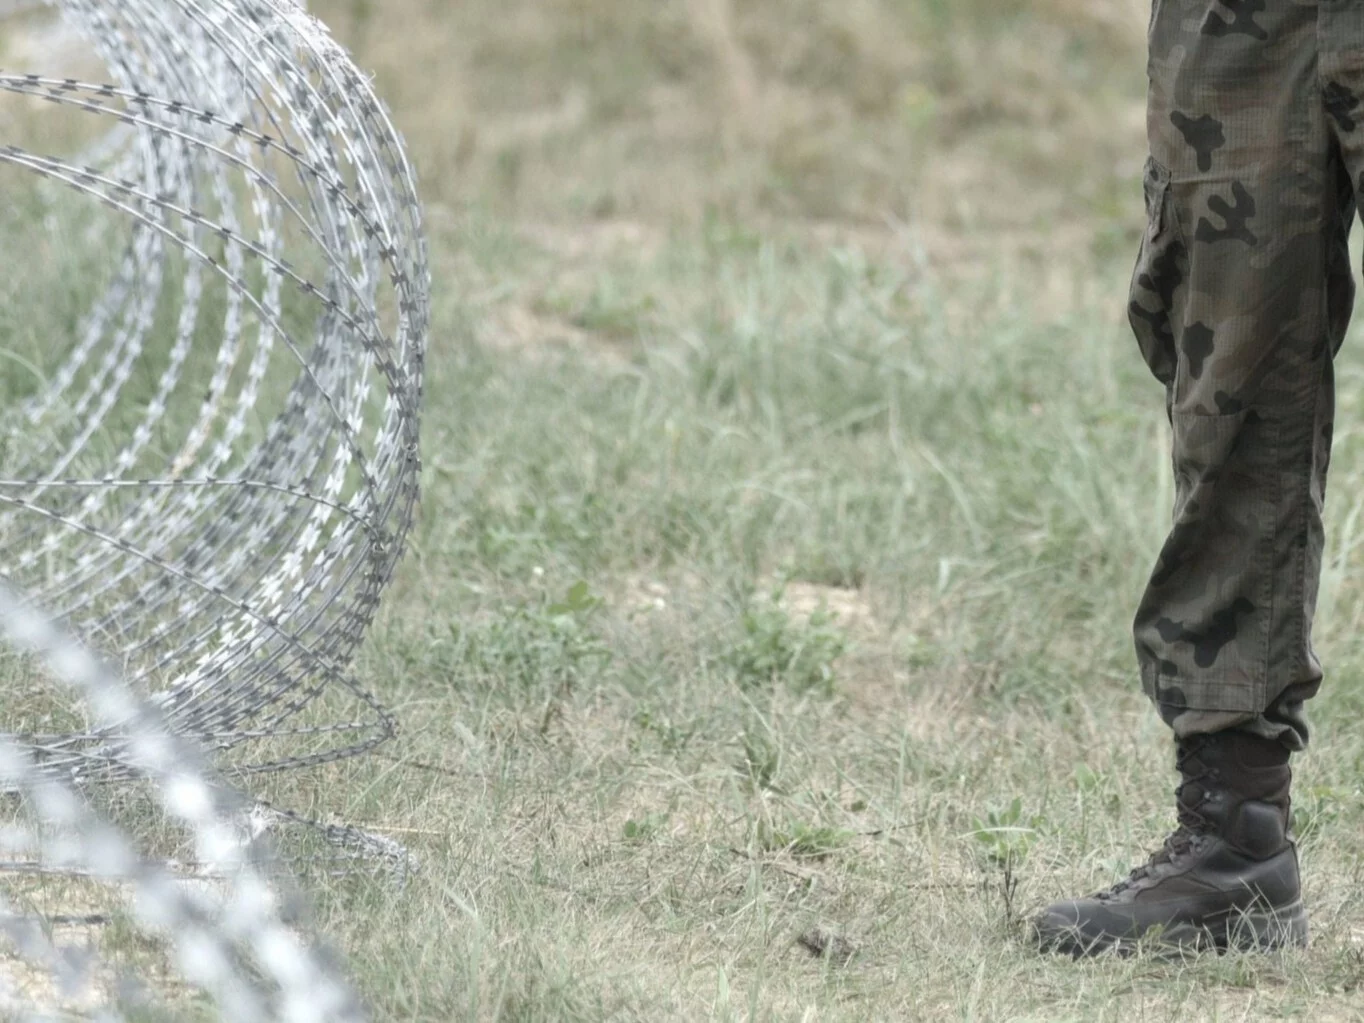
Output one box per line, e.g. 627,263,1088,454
1033,731,1307,956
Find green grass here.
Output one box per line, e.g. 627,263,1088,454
12,0,1364,1018
281,217,1364,1020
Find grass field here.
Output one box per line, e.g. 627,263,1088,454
304,2,1364,1019
14,0,1364,1019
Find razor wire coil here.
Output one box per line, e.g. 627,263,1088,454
0,0,426,778
0,0,428,1016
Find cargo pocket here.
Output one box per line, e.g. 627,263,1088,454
1128,157,1187,391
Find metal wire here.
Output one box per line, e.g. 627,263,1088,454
0,0,426,779
0,0,429,1015
0,582,371,1021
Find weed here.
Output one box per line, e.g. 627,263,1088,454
971,798,1043,926
725,586,848,695
448,581,612,726
1291,786,1345,844
738,725,783,793
757,819,853,860
623,813,669,842
631,710,697,755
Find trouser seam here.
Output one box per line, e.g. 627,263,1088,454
1288,285,1333,693
1260,412,1279,710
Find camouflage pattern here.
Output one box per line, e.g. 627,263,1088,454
1131,0,1364,750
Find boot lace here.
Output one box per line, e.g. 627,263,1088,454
1095,736,1219,902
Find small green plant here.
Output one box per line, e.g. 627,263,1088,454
971,797,1040,870
451,581,611,728
570,280,656,340
546,580,603,617
970,798,1042,926
1291,785,1344,843
1072,763,1101,792
1074,762,1121,818
632,710,697,754
623,813,669,843
738,727,783,793
726,587,848,695
757,819,853,860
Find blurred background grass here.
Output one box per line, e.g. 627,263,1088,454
318,0,1147,238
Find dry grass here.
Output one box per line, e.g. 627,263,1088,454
286,214,1364,1019
319,0,1148,236
295,7,1364,1016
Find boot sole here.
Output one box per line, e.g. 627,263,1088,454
1037,900,1309,958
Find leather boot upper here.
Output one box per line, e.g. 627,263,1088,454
1033,731,1303,954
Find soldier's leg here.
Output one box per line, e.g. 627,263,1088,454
1131,0,1351,753
1035,0,1344,955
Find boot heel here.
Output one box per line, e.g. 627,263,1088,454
1226,900,1309,951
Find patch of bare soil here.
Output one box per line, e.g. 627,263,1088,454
483,304,628,367
518,220,664,265
620,575,675,619
778,580,877,637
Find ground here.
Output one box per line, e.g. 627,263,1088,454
11,0,1364,1019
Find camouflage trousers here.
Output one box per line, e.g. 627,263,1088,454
1131,0,1364,750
